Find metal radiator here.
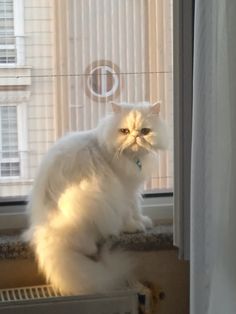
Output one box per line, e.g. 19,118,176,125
0,285,139,314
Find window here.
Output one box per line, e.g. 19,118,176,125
0,0,24,66
0,0,173,229
0,103,27,184
0,105,20,177
0,0,16,64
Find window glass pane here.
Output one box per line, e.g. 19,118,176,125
0,49,16,63
0,19,14,29
0,0,13,19
0,162,20,177
0,106,19,160
0,0,173,198
0,0,15,64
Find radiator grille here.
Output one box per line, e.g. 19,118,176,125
0,285,138,314
0,285,61,302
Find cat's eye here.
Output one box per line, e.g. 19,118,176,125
119,128,130,135
141,128,151,135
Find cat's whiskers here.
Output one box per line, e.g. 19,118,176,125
112,137,136,162
136,137,152,151
113,149,122,161
113,145,124,161
117,137,135,154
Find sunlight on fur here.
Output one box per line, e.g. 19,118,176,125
23,101,168,295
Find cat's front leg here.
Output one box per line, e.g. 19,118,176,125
122,198,153,233
139,214,153,229
122,210,152,233
122,217,146,233
129,200,153,230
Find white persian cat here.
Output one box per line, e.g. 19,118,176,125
24,101,168,295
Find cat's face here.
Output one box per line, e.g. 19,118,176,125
100,102,168,158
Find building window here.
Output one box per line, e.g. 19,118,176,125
0,105,20,178
0,0,24,66
0,0,16,64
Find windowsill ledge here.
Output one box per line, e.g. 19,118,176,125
0,224,174,260
0,66,32,86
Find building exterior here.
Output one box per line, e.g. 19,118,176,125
0,0,173,198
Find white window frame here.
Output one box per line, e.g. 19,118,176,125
0,195,173,232
0,102,28,181
0,0,25,67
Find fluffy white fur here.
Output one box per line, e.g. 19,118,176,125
24,101,168,295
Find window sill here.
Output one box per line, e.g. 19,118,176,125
0,66,32,86
0,224,174,260
0,179,33,185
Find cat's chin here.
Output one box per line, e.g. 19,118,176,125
130,143,139,152
124,145,149,157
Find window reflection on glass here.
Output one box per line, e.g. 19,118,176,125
0,0,173,197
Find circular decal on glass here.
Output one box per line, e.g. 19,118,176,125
85,61,121,101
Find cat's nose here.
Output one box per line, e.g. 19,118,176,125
131,131,139,138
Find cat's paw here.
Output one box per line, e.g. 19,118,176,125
123,219,145,233
140,215,153,229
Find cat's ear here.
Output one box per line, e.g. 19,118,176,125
110,101,122,114
150,101,161,115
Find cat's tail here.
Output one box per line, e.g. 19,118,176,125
31,225,134,295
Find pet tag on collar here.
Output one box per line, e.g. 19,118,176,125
135,159,142,171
